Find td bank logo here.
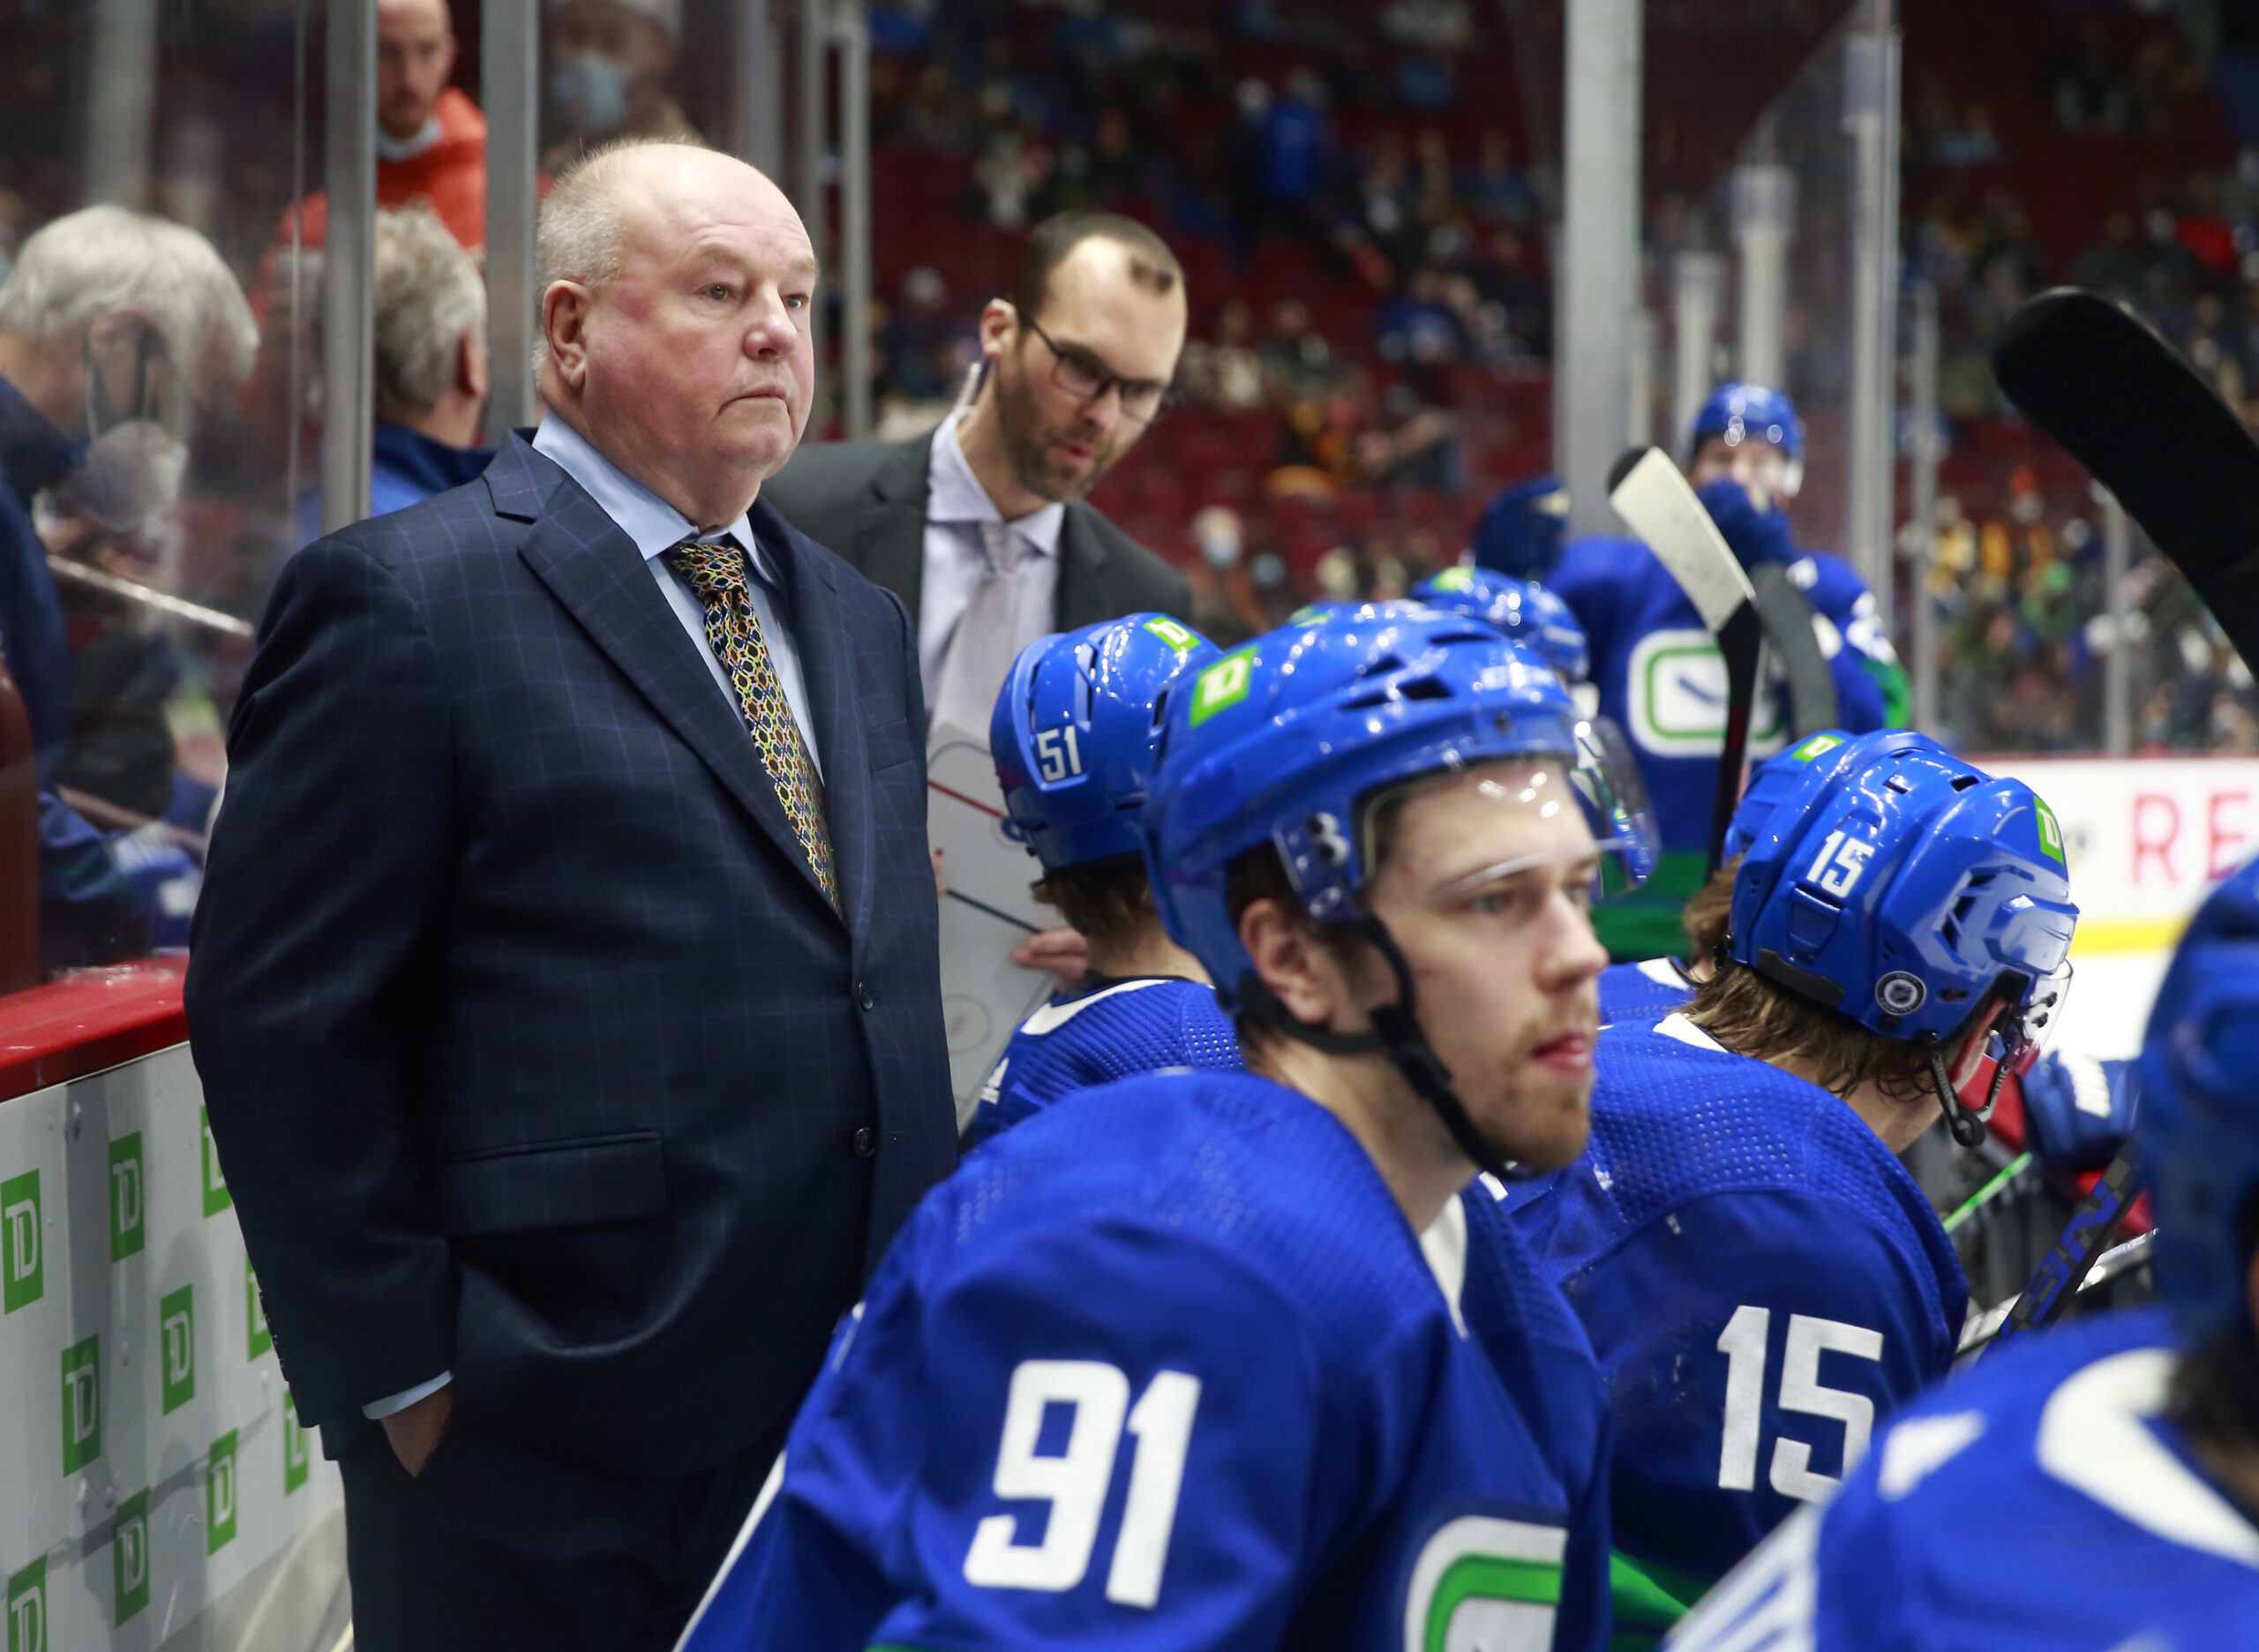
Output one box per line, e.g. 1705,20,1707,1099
109,1133,145,1261
199,1108,231,1217
246,1258,273,1360
3,1168,41,1313
114,1489,150,1625
61,1335,101,1476
283,1392,310,1494
161,1286,196,1415
6,1557,45,1652
206,1430,239,1554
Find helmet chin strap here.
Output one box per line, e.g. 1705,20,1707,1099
1922,1033,2005,1149
1238,913,1522,1182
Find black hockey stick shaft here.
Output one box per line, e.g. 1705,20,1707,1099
1984,1140,2141,1355
1708,604,1765,878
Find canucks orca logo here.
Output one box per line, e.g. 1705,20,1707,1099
1400,1514,1565,1651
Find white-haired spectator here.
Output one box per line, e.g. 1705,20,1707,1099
297,203,494,545
0,204,253,968
0,203,254,756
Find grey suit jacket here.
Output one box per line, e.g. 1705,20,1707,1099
760,430,1194,637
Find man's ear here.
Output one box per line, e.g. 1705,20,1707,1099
460,327,491,402
976,298,1017,364
1239,897,1355,1033
541,281,592,394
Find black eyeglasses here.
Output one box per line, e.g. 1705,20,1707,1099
1017,313,1173,424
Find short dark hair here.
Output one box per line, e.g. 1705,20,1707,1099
1681,859,2006,1103
1009,211,1183,324
1032,857,1155,947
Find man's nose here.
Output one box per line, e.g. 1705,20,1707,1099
744,294,798,356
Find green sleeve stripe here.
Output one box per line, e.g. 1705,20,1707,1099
1861,654,1912,730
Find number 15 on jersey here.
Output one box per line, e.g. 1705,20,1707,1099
964,1359,1203,1608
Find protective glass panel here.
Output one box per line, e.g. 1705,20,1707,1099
0,0,322,1002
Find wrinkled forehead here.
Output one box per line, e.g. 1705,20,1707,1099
1369,758,1593,883
617,153,814,265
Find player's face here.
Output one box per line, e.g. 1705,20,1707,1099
1689,435,1792,509
1364,761,1610,1171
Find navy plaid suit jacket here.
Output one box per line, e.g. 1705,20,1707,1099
187,435,957,1476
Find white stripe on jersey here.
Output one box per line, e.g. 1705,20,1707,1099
1017,977,1171,1038
2038,1348,2259,1566
1663,1502,1819,1652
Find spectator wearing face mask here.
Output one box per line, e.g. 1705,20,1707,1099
541,0,703,173
297,203,496,544
259,0,491,311
0,205,254,965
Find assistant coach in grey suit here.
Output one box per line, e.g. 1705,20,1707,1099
186,140,954,1650
762,210,1193,740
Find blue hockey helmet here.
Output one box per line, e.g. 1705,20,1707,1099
1470,473,1572,581
1721,730,1859,863
1692,382,1806,462
1410,567,1591,684
1728,729,2078,1142
2136,858,2259,1348
1144,604,1658,1173
993,612,1220,872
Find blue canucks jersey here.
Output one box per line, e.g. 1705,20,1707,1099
1670,1308,2259,1651
966,975,1240,1147
1598,959,1696,1026
1548,539,1901,859
1506,1015,1966,1597
680,1069,1614,1652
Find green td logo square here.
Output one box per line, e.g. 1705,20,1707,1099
2034,798,2067,864
1189,649,1256,726
283,1392,310,1495
109,1134,145,1261
61,1334,101,1476
206,1430,239,1553
3,1169,41,1313
1142,616,1199,651
160,1286,195,1415
199,1109,231,1217
6,1557,45,1652
113,1489,150,1625
246,1258,272,1360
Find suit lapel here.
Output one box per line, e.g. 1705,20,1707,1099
854,433,934,622
506,447,837,917
756,502,876,946
1054,504,1115,630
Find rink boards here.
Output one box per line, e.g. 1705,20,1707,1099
0,1043,343,1650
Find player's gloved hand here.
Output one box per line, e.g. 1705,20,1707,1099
1695,477,1797,569
2019,1049,2136,1174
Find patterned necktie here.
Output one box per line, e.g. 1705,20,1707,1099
666,537,837,910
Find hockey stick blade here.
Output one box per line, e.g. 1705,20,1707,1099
1994,289,2259,669
1982,1139,2141,1357
1610,447,1765,876
1750,565,1838,736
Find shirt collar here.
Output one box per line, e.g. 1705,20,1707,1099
927,408,1065,559
375,114,444,163
532,416,777,587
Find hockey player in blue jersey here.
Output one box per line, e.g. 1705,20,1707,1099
968,613,1237,1148
1411,566,1591,687
1509,727,2076,1609
1670,856,2259,1651
1595,731,1857,1026
676,608,1662,1652
1550,385,1910,959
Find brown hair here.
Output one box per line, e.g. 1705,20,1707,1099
1009,211,1183,323
1682,855,2000,1103
1033,859,1156,948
